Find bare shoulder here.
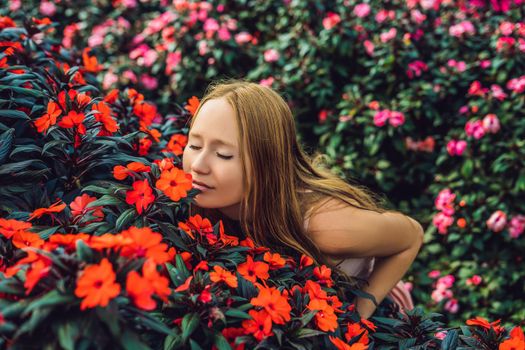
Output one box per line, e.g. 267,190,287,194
306,197,424,258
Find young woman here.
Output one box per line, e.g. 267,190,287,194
182,79,424,319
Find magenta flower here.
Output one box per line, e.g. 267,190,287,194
165,51,182,75
217,27,231,41
437,275,455,289
363,40,374,56
446,140,467,156
389,111,405,127
465,120,486,139
433,212,454,234
491,84,508,101
444,298,459,313
410,10,427,25
373,110,390,127
406,60,428,79
140,74,158,90
509,215,525,238
39,0,56,16
428,270,441,279
486,210,508,232
507,75,525,94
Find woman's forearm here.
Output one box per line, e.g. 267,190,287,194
355,232,423,319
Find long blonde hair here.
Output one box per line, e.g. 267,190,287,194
187,79,387,268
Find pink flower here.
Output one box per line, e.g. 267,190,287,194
217,27,231,41
435,188,456,215
446,139,467,156
444,298,459,313
142,49,159,67
318,110,329,123
431,287,453,303
466,275,483,286
499,21,515,36
519,38,525,52
322,12,341,30
129,44,149,60
373,110,390,127
486,210,507,232
437,275,455,289
259,77,275,87
198,41,209,56
140,74,158,90
103,71,118,90
123,70,137,84
491,84,508,101
404,281,413,292
507,75,525,94
411,10,427,25
465,120,486,139
421,0,439,10
203,18,219,32
165,51,182,75
435,331,448,340
39,0,56,16
482,114,500,133
234,32,253,44
122,0,137,8
364,40,375,56
432,212,454,234
428,270,441,279
509,215,525,238
380,28,397,43
480,60,491,69
388,111,405,127
263,49,280,63
375,9,391,23
449,21,475,37
353,3,371,17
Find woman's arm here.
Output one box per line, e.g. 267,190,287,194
306,198,424,318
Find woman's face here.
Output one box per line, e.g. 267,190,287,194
182,98,245,220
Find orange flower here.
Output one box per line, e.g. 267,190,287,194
28,200,66,221
511,326,525,340
329,336,368,350
126,179,155,214
58,111,86,135
153,157,175,171
70,194,104,222
242,309,273,341
251,286,291,325
345,322,369,345
304,280,328,300
185,96,200,116
164,134,188,156
209,265,238,288
466,316,501,330
313,265,334,287
82,48,102,73
75,258,121,310
155,167,193,202
174,276,193,292
120,226,170,264
142,259,171,301
104,89,119,104
499,335,525,350
48,233,90,250
238,255,269,283
92,101,119,135
113,161,151,180
12,231,44,250
457,218,467,228
263,252,286,270
126,270,156,310
24,257,51,294
128,88,144,104
34,101,61,133
133,102,157,127
88,233,133,250
0,218,31,239
300,254,314,268
307,298,338,332
360,318,377,332
178,214,213,240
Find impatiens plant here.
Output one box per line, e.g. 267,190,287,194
1,4,525,349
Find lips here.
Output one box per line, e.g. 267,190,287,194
193,180,214,189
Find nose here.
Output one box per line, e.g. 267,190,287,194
190,151,211,175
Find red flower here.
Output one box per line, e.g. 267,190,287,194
242,309,273,341
113,161,151,180
120,226,170,264
313,265,334,287
185,96,200,116
92,101,118,135
0,218,31,239
82,48,102,73
209,265,238,288
250,286,291,325
24,257,52,294
126,270,156,310
307,298,338,332
34,101,61,133
238,255,269,283
70,194,104,222
133,102,157,127
329,336,367,350
125,179,155,214
263,252,286,269
58,111,86,135
164,134,188,156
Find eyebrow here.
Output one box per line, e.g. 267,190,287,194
188,132,236,148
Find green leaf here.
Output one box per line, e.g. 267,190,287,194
181,313,200,342
76,240,95,262
441,329,459,350
57,322,79,350
0,85,46,98
0,109,30,120
224,308,252,320
115,208,136,231
0,159,47,175
120,329,152,350
295,328,326,338
0,128,14,164
86,194,123,208
213,332,232,350
24,290,76,314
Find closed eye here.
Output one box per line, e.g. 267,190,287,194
188,145,233,160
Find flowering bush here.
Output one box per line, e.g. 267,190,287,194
3,0,525,335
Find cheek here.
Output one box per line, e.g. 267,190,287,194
182,149,191,173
